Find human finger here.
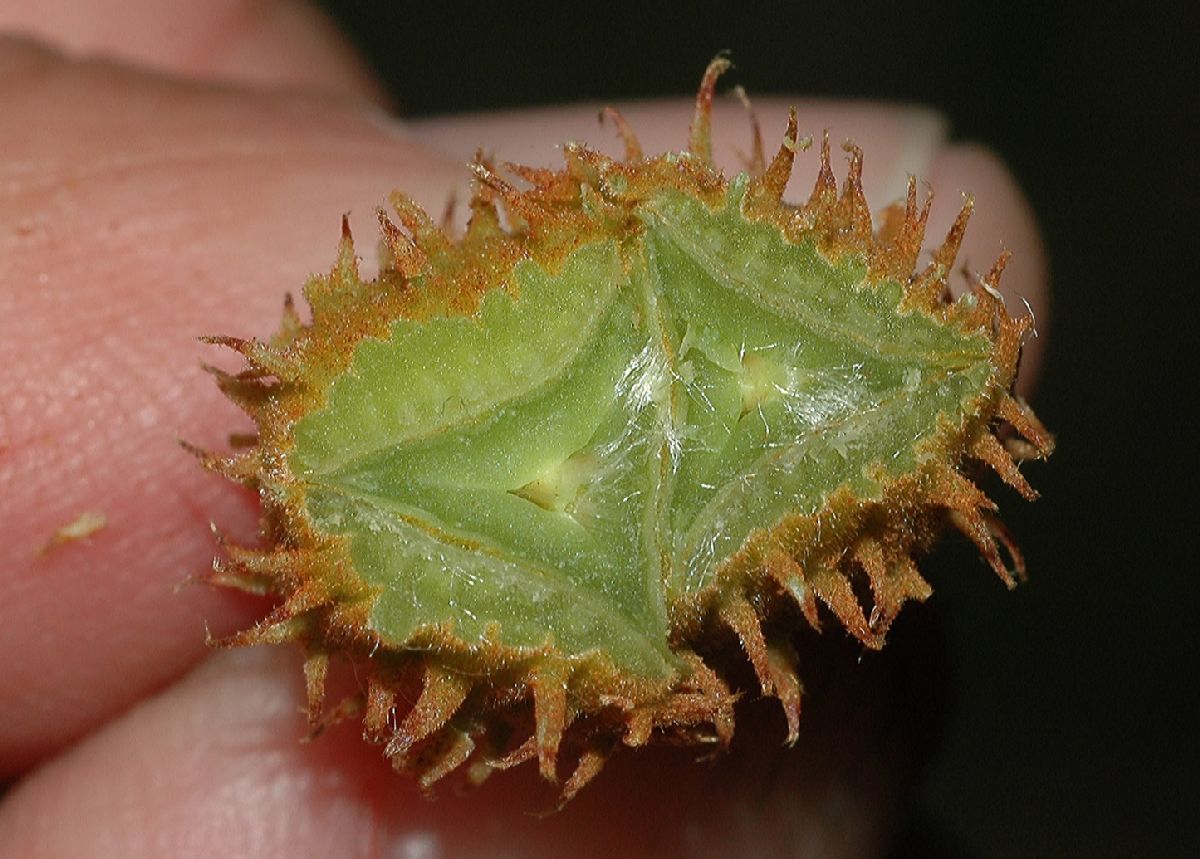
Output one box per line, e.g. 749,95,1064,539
0,0,386,105
0,40,460,771
0,638,920,859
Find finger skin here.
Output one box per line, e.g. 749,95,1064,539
0,644,911,859
0,0,387,105
0,41,1048,774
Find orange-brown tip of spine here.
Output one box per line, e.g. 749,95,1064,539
220,542,295,576
991,314,1031,391
984,513,1028,583
935,463,999,513
599,106,644,162
216,614,310,648
901,175,920,226
469,149,498,200
855,539,931,637
178,438,209,463
302,218,363,315
302,650,329,731
907,194,974,310
839,141,873,246
892,554,933,607
530,661,569,783
504,161,582,205
809,565,883,649
375,205,410,250
386,666,471,761
203,558,272,596
469,160,545,225
502,161,557,189
363,677,397,742
197,334,253,355
719,592,775,696
854,538,890,622
385,191,450,255
197,334,289,378
999,395,1056,457
416,727,477,791
649,651,736,749
906,182,935,271
870,176,933,280
469,160,518,199
465,154,505,237
766,548,821,631
180,440,259,484
556,741,613,810
486,734,538,773
806,130,838,214
984,248,1012,290
280,581,333,618
948,505,1015,589
750,107,798,204
934,195,974,274
689,55,733,165
765,641,803,745
376,206,426,278
1004,437,1043,462
201,364,269,414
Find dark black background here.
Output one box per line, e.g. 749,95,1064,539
318,2,1196,855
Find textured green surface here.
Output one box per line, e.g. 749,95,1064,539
290,178,994,675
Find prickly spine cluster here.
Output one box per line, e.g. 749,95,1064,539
192,59,1052,804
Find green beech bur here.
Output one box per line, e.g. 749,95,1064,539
197,59,1052,802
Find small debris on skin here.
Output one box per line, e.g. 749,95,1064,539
39,511,107,556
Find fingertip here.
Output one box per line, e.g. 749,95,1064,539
0,0,388,106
